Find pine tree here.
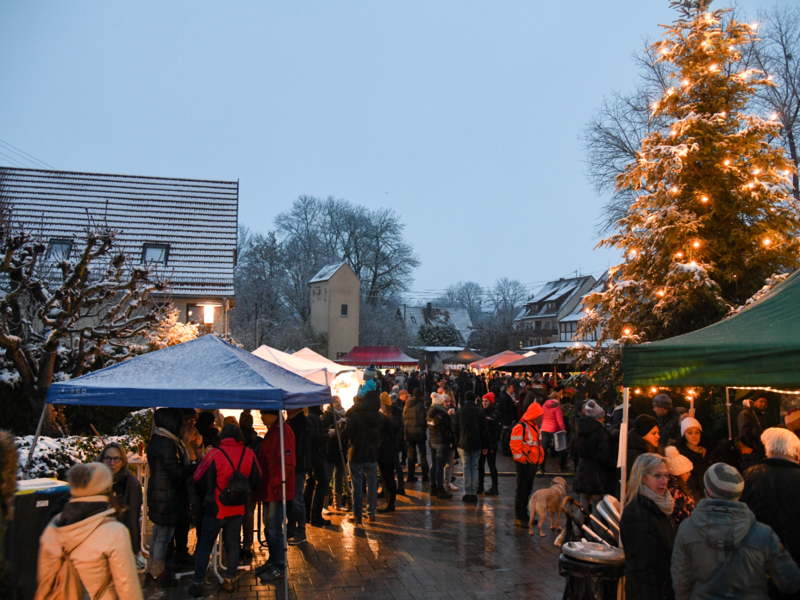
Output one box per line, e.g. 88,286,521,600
579,0,800,373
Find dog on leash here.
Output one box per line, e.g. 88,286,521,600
528,477,568,537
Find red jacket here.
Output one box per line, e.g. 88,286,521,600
541,399,566,433
252,423,296,503
194,438,261,519
511,403,545,465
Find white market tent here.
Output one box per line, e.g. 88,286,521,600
252,344,353,386
292,347,348,368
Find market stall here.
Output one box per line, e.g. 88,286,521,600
335,345,418,367
253,344,354,386
442,348,484,368
469,350,522,372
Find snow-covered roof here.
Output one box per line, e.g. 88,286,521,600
416,346,468,352
560,272,610,323
309,262,349,284
401,306,473,345
3,167,237,298
517,276,595,320
521,341,596,351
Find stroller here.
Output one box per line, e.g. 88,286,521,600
557,495,625,600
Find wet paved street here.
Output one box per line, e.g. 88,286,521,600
140,455,569,600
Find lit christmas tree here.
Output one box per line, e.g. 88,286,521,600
579,0,800,370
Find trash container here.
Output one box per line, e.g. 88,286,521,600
4,478,69,600
559,541,624,600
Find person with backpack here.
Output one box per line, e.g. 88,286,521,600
189,424,261,595
36,462,143,600
510,403,545,528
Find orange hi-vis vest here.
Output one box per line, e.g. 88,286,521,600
510,421,544,465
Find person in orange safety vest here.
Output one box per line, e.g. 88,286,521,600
511,403,544,528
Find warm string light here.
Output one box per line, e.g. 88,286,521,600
763,238,772,246
700,196,709,203
623,328,632,336
692,241,700,248
724,159,731,166
731,386,800,395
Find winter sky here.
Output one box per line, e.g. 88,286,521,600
0,0,783,301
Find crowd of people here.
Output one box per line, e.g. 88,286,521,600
26,362,800,600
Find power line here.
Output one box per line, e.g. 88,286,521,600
0,150,27,169
0,139,54,169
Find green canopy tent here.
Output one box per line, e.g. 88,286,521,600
618,269,800,506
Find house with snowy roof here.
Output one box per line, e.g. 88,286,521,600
515,275,596,348
398,303,474,346
2,167,238,333
309,262,361,359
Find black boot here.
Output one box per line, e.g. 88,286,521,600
377,490,396,513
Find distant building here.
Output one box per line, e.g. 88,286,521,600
2,167,238,333
309,262,361,359
554,272,608,347
398,303,473,345
515,275,596,347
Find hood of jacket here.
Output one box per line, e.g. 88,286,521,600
51,499,116,553
575,416,604,436
405,395,424,410
521,402,544,423
628,430,649,452
690,499,755,550
544,399,560,409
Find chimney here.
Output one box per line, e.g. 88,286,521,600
426,302,433,319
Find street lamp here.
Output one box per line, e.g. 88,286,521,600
197,301,222,334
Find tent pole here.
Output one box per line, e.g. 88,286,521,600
279,409,289,600
725,387,733,441
618,388,630,528
24,403,49,478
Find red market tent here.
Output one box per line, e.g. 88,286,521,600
470,350,522,371
335,346,418,367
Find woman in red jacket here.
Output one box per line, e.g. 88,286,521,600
540,394,567,472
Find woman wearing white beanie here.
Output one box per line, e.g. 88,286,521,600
665,446,696,525
676,415,711,503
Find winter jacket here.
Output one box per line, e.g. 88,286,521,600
288,412,312,473
497,391,516,427
627,430,657,477
252,423,296,503
676,439,711,504
452,401,488,452
111,469,143,553
341,397,383,464
541,399,566,433
306,407,328,468
741,458,800,570
511,403,545,465
671,499,800,600
378,407,396,465
321,406,347,463
620,493,677,600
38,498,143,600
407,375,420,396
403,395,428,443
427,404,454,447
388,405,405,451
667,476,695,526
738,407,770,459
483,404,502,451
193,438,261,519
657,409,681,448
571,416,614,496
146,431,186,526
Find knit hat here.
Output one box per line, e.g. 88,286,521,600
380,392,392,406
704,462,744,500
431,393,447,406
67,462,113,498
665,446,693,476
482,392,495,404
363,363,377,380
634,414,659,437
680,416,703,437
583,400,606,420
785,409,800,432
653,394,673,409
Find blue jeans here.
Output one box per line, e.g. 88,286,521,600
148,524,174,577
290,471,306,536
349,462,377,520
459,449,481,495
264,501,287,569
193,514,243,583
432,444,450,489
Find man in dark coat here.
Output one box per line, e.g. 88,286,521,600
452,391,488,502
741,427,800,599
341,393,383,524
404,388,429,482
653,394,680,449
304,406,333,528
427,393,455,499
570,400,614,514
738,397,773,470
378,393,399,512
287,408,312,544
497,382,517,457
390,391,407,495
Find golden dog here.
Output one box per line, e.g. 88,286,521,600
528,477,568,537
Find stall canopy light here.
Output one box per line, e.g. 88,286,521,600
729,386,800,396
196,301,223,325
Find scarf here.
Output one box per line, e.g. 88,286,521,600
640,485,675,516
686,441,706,456
154,427,189,464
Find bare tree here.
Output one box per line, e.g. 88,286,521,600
490,278,527,323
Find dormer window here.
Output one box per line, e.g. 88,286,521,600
45,239,72,262
142,243,169,264
546,301,557,312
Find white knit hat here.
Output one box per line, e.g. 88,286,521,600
665,446,693,476
431,392,447,406
680,416,702,438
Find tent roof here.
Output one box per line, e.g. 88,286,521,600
47,335,332,410
252,345,351,386
470,350,522,370
443,348,484,365
623,270,800,388
335,346,418,367
500,351,578,373
292,347,343,367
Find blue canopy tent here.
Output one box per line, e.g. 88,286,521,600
37,334,332,597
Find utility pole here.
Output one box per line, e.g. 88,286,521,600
254,301,259,349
